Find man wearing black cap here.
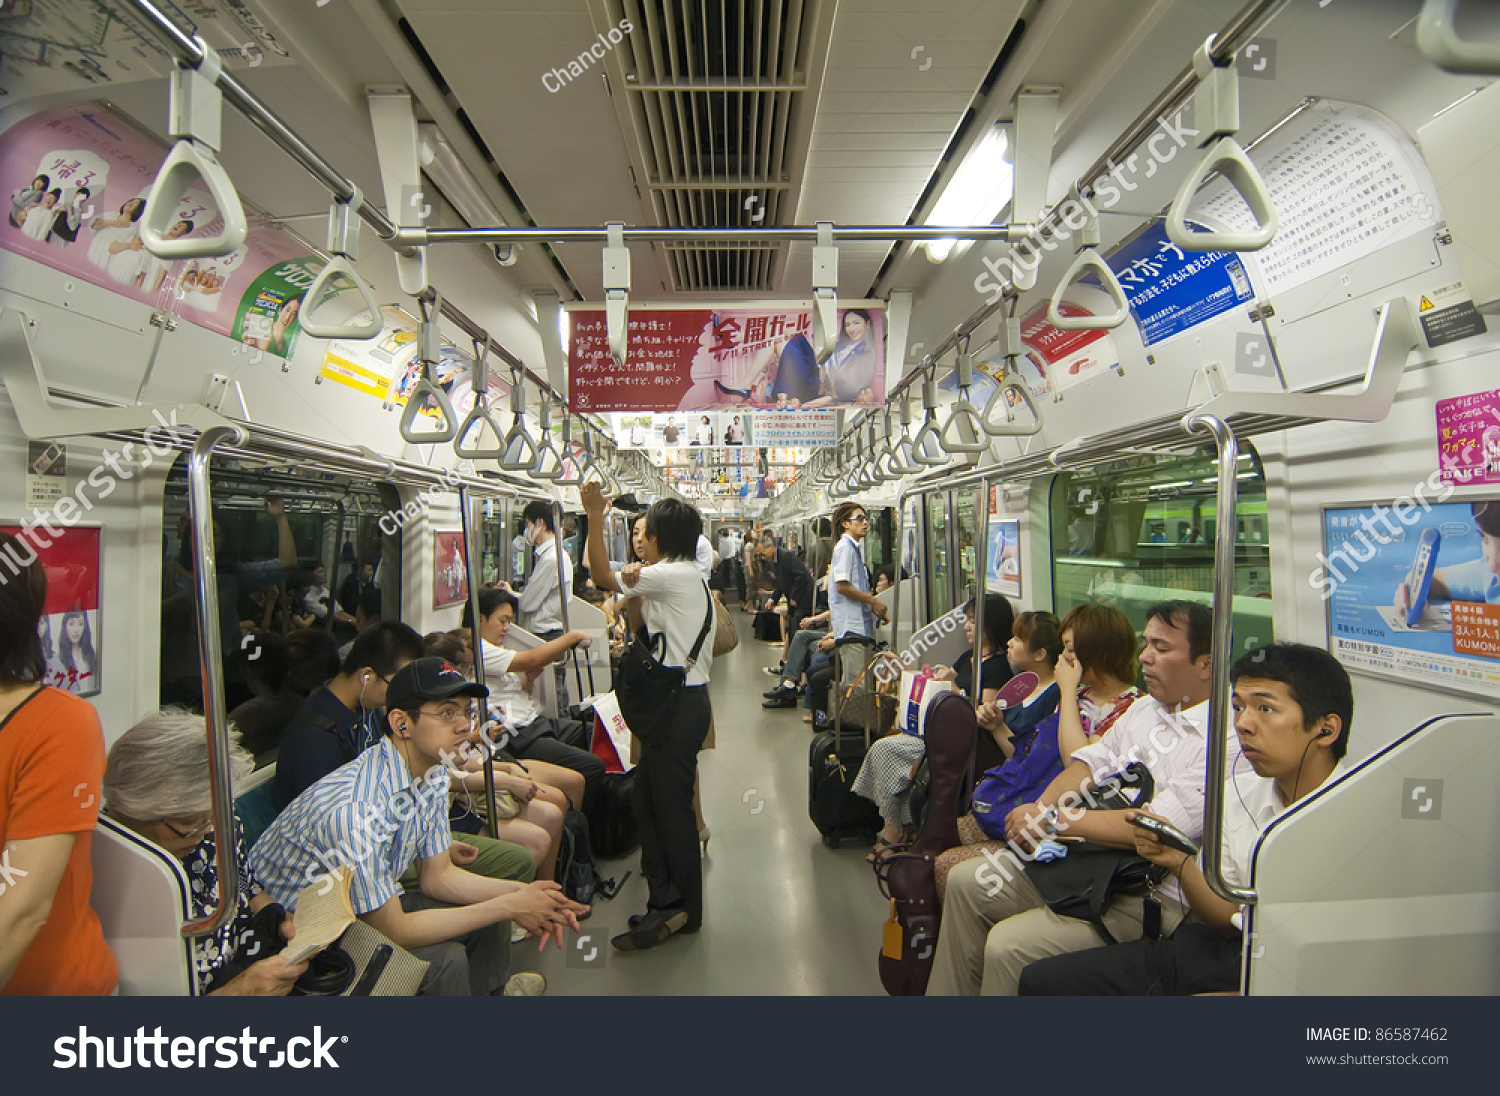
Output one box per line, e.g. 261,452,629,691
249,657,585,996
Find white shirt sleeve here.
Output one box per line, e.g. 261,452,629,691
518,547,557,616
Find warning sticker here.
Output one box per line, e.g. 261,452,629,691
1419,280,1488,347
26,440,65,509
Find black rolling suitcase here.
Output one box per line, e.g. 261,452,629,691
807,637,883,847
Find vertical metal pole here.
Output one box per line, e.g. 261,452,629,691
459,485,500,832
891,486,905,658
970,478,988,713
1185,412,1255,905
182,425,246,938
552,500,590,702
328,501,346,633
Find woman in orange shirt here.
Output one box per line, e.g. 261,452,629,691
0,531,117,995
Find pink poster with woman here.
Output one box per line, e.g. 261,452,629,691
0,102,320,356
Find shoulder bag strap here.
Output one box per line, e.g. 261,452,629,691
684,581,714,670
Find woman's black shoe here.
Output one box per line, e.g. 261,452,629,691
613,909,689,951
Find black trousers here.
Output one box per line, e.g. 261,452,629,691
1017,921,1242,996
633,686,712,929
807,660,835,715
513,717,606,806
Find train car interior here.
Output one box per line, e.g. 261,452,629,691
2,0,1500,1003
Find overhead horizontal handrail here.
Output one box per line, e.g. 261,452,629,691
398,294,458,444
454,335,507,459
299,190,382,340
1048,247,1130,330
1417,0,1500,75
1166,34,1278,253
141,39,247,260
883,0,1287,405
500,370,538,471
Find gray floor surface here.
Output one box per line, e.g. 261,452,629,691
525,609,888,995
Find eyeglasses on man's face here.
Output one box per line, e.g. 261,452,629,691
418,705,477,726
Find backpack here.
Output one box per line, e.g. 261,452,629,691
556,809,598,905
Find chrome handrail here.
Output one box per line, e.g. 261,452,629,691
458,485,501,831
1184,412,1254,905
182,423,248,939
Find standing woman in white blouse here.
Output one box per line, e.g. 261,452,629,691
582,482,714,952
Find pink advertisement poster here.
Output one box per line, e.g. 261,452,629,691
1436,389,1500,488
569,304,885,413
0,103,323,358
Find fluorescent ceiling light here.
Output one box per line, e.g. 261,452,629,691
925,124,1014,263
419,123,508,231
559,307,570,351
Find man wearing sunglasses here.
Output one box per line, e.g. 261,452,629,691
828,502,888,643
250,658,586,995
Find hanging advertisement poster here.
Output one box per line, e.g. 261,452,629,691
611,411,751,449
752,410,838,448
1435,389,1500,489
0,524,101,697
986,519,1021,599
433,531,470,609
568,303,885,413
1321,498,1500,697
1104,219,1256,347
0,102,325,357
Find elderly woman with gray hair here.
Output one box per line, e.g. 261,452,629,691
104,709,310,995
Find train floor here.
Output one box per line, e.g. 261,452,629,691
527,608,887,995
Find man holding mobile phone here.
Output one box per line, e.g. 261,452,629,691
1017,643,1351,995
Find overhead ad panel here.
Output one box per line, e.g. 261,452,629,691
567,304,886,414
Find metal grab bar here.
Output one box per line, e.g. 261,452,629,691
531,398,564,480
1047,247,1130,330
142,140,249,260
141,38,248,261
399,295,458,443
458,484,502,833
500,372,539,471
1183,411,1255,906
1166,137,1278,252
969,476,988,715
182,423,249,938
454,338,507,459
552,501,594,705
1417,0,1500,74
299,193,382,340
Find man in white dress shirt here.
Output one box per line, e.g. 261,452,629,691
928,600,1227,995
1018,642,1351,994
514,500,574,710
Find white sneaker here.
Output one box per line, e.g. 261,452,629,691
502,972,547,996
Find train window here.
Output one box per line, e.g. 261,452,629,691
955,488,980,603
1049,446,1274,651
926,494,953,621
159,457,401,712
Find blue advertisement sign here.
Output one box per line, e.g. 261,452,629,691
1320,499,1500,695
1105,221,1256,346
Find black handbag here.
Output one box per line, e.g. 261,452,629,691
615,581,713,744
1022,761,1168,944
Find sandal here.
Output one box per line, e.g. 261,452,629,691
865,838,906,864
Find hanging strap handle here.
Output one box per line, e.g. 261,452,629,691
454,335,507,458
398,293,458,443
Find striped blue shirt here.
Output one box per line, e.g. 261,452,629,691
828,533,873,640
248,737,451,914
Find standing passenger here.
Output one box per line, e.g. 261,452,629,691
828,502,888,642
513,500,574,710
0,532,117,995
582,483,714,950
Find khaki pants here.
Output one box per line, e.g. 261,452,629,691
926,849,1185,996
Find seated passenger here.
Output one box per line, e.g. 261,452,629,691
1019,643,1351,995
104,710,308,995
0,533,117,995
272,621,426,812
762,607,831,706
934,606,1144,899
927,600,1228,996
228,630,305,767
250,658,585,995
851,595,1015,856
464,589,604,806
284,627,341,695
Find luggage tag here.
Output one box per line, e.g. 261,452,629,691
881,898,903,960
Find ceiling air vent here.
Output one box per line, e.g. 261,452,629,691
615,0,828,292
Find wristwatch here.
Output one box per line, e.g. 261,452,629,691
1041,804,1060,837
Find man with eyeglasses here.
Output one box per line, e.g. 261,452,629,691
250,658,587,996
